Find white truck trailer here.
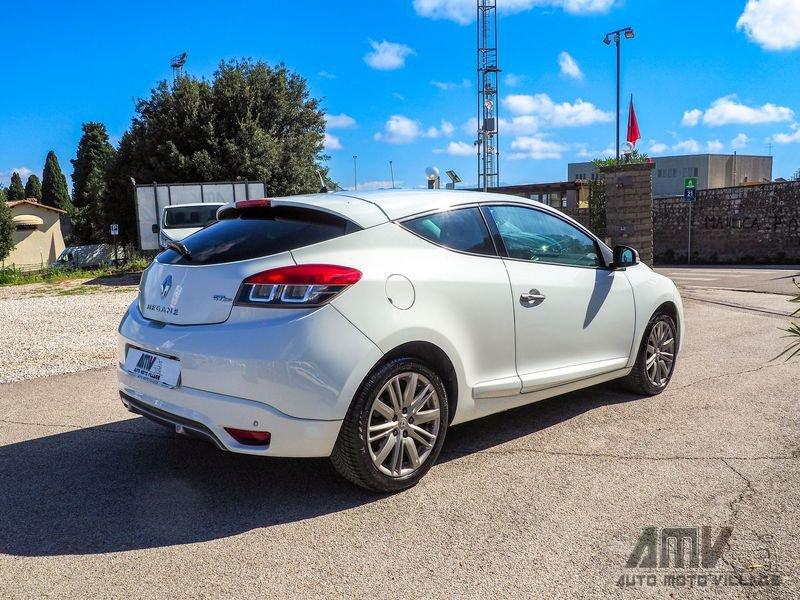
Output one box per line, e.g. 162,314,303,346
134,180,267,251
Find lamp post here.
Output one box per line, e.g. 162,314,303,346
352,155,358,191
389,160,395,189
603,26,634,161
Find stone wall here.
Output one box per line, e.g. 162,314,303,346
599,163,655,265
653,181,800,264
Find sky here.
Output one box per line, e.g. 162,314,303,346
2,0,800,192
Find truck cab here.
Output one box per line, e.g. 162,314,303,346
153,203,224,249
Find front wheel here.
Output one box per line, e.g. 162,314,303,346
622,313,678,395
331,358,449,493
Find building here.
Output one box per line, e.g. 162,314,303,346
3,199,66,270
470,180,591,210
568,154,773,197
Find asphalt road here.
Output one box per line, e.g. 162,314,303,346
656,265,800,295
1,292,799,598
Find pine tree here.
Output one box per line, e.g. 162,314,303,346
41,151,72,210
24,174,42,201
7,172,25,200
71,123,116,243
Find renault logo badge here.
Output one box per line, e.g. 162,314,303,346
161,274,173,298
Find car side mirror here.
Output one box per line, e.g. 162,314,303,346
612,245,639,269
151,223,159,234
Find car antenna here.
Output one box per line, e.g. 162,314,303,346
317,169,329,193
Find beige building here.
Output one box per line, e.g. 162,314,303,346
3,199,66,270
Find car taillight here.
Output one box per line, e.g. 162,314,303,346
236,264,362,308
224,427,271,446
235,198,271,210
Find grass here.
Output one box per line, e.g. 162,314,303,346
775,278,800,362
0,256,150,286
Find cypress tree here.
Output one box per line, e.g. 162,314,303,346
71,123,116,243
0,196,14,262
41,151,72,210
24,174,42,201
7,172,25,200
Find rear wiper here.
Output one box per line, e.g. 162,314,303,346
167,241,192,260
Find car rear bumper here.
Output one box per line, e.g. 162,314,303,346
118,368,343,457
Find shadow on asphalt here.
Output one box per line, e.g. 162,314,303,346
0,383,641,557
81,272,142,287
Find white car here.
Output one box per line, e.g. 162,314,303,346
154,203,225,249
118,190,683,492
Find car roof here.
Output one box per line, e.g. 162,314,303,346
269,189,563,228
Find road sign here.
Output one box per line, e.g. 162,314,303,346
684,187,696,203
684,177,698,189
110,224,119,236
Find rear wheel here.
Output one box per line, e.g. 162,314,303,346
622,313,677,395
331,358,449,493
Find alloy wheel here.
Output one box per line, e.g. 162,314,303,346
645,320,675,387
367,371,441,478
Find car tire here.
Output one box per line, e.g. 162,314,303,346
331,358,449,493
622,312,678,396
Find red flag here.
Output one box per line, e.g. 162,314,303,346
627,94,640,147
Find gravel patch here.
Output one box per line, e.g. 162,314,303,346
0,286,137,383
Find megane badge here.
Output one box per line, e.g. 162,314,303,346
161,275,173,298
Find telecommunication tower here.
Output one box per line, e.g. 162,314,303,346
477,0,500,191
171,52,188,80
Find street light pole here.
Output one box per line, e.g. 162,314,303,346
389,160,395,189
353,155,358,191
603,27,634,162
615,32,620,161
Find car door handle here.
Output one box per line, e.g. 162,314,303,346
520,289,546,305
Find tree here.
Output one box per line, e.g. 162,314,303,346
0,196,14,262
24,174,42,201
0,186,6,203
7,172,25,200
70,123,116,243
105,59,327,244
41,151,72,211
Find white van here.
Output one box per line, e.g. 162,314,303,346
153,203,224,249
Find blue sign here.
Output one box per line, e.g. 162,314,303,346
684,187,696,203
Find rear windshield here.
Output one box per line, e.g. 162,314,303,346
158,206,360,265
163,205,222,229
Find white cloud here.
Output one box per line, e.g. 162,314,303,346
425,120,456,138
3,167,34,184
431,79,471,90
737,0,800,51
730,133,749,149
706,140,724,153
351,180,402,191
325,113,357,129
557,51,583,80
681,109,702,127
503,93,612,127
413,0,615,25
672,139,701,154
324,133,342,150
648,141,670,154
771,123,800,143
438,141,474,156
501,115,540,135
684,95,794,127
392,92,406,101
318,70,336,79
504,73,527,87
364,39,415,70
509,135,568,159
374,115,421,144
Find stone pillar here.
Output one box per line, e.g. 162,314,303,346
600,162,655,265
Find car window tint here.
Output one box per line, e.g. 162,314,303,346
486,205,599,267
158,207,358,265
404,208,495,256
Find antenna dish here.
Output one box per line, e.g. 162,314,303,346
170,52,188,69
425,166,440,181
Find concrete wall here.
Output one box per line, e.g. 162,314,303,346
653,181,800,264
4,202,66,269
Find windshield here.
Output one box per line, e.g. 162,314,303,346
163,205,222,229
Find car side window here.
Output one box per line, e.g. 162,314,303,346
485,205,600,267
404,207,496,256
